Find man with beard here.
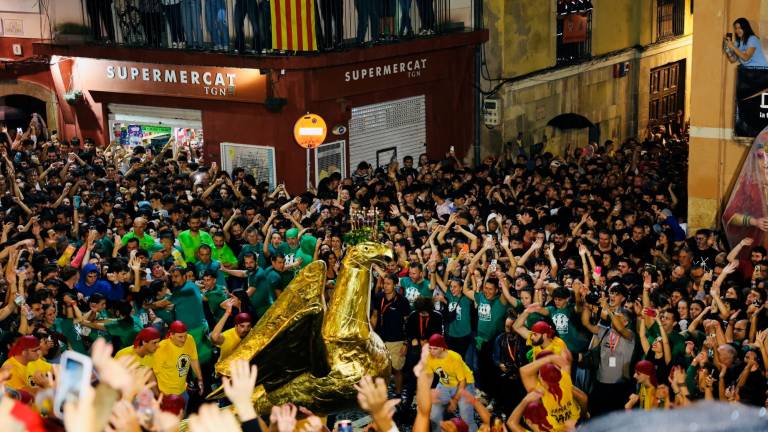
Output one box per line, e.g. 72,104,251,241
210,305,253,362
178,211,215,264
514,310,570,361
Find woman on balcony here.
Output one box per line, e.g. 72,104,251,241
162,0,186,48
725,17,768,69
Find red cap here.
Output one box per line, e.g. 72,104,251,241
234,312,252,325
428,334,448,349
168,320,188,334
160,394,186,416
635,360,658,386
449,417,469,432
531,321,555,337
134,327,162,348
9,335,39,357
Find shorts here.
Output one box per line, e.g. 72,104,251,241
385,341,407,370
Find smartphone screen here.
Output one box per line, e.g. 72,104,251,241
54,351,93,417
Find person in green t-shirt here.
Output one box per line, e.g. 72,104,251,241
195,244,226,287
169,266,212,363
238,228,263,266
221,252,278,320
79,301,142,350
538,287,581,354
212,231,238,268
463,270,511,397
177,211,215,264
435,276,473,357
401,263,432,307
277,228,302,271
200,269,229,324
122,217,161,253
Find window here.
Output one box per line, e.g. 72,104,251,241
648,60,686,129
556,0,593,65
657,0,685,41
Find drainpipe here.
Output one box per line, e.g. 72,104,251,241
473,0,483,166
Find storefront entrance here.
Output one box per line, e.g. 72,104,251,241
107,103,203,156
348,95,427,171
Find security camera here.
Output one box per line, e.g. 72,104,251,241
332,125,347,135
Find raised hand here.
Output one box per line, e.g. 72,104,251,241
222,360,258,414
269,404,298,432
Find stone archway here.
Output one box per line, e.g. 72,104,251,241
0,80,59,133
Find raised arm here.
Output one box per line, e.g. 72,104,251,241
210,302,234,346
727,237,752,262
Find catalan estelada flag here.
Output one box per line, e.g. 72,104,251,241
271,0,318,51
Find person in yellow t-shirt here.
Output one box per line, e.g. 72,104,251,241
1,336,41,393
520,351,581,431
425,334,477,432
115,327,161,369
625,360,658,411
152,321,203,409
516,319,570,362
210,306,253,362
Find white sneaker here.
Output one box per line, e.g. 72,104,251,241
172,42,178,48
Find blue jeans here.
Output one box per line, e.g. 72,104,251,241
431,383,476,432
181,0,204,47
205,0,229,47
399,0,412,35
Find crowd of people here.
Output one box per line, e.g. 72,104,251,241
0,113,766,432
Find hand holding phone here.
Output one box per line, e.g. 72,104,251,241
54,350,93,417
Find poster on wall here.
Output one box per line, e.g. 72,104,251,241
736,66,768,137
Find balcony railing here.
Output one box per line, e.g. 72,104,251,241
64,0,475,55
656,0,684,41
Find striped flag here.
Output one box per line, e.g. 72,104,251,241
271,0,318,51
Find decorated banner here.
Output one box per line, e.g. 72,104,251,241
563,14,588,44
271,0,318,51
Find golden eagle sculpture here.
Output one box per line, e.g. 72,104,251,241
212,241,393,415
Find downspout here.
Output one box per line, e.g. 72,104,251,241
473,0,483,166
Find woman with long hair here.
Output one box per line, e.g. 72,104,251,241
725,17,768,68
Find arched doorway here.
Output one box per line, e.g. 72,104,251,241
545,113,600,155
0,94,48,132
0,80,59,135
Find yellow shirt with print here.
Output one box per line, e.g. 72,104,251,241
426,350,475,387
527,335,568,359
218,328,242,362
115,345,155,369
26,358,53,390
152,337,198,395
1,357,29,391
537,370,580,431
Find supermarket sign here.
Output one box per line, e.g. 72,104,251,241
75,58,267,103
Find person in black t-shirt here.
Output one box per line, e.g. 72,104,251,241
371,274,411,393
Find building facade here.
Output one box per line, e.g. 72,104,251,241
1,0,485,192
480,0,693,157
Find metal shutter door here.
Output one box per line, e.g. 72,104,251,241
315,140,347,184
349,95,427,171
107,103,202,129
220,143,277,190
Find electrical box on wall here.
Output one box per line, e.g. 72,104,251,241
12,44,23,56
483,98,501,126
